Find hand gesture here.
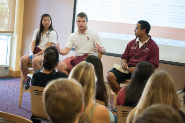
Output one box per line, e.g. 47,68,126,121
55,42,60,52
122,63,128,70
128,67,135,73
95,43,101,53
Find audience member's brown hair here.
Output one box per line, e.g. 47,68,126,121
127,71,180,122
43,79,84,123
85,55,108,107
69,61,110,123
133,104,183,123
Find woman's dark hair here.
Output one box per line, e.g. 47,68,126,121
124,61,154,107
85,55,108,107
36,14,54,46
43,46,59,71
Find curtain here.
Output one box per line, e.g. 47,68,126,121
0,0,16,33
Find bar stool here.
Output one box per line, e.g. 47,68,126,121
18,63,34,107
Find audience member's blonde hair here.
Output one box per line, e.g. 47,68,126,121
133,104,183,123
127,71,180,123
43,78,84,123
69,61,95,123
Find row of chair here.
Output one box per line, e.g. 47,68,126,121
0,105,132,123
19,53,103,107
20,85,134,123
31,86,133,123
17,54,133,123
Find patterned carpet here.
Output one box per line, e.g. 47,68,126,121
0,77,47,123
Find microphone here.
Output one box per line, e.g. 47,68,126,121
143,45,146,50
135,41,137,46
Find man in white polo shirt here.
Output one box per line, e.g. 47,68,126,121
56,12,106,75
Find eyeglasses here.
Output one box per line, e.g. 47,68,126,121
135,28,143,30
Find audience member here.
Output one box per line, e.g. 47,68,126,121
69,61,110,123
133,104,183,123
127,71,185,123
21,14,57,90
85,55,115,123
116,61,154,107
43,79,84,123
30,46,68,123
31,46,68,87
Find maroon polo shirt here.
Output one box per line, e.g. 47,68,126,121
121,36,159,69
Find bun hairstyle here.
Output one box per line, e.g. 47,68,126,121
43,46,59,71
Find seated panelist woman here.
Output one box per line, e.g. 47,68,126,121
20,14,57,90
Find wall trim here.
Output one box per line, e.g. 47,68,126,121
9,70,21,77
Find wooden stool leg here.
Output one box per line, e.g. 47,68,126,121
19,63,33,108
19,75,24,107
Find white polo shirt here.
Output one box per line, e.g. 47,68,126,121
32,29,57,50
65,28,103,56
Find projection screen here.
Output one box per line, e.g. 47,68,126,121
72,0,185,65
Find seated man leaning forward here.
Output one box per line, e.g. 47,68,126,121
107,20,159,93
56,12,106,75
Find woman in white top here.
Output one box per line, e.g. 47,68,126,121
21,13,57,90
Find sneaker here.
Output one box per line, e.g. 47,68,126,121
23,76,31,90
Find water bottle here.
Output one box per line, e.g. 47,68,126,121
29,52,34,58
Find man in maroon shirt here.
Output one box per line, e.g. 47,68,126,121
107,20,159,93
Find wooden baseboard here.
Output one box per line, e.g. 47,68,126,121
9,70,21,77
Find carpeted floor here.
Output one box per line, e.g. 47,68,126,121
0,77,47,123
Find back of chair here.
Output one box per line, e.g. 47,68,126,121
117,105,134,123
95,99,105,106
0,111,32,123
30,86,48,120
